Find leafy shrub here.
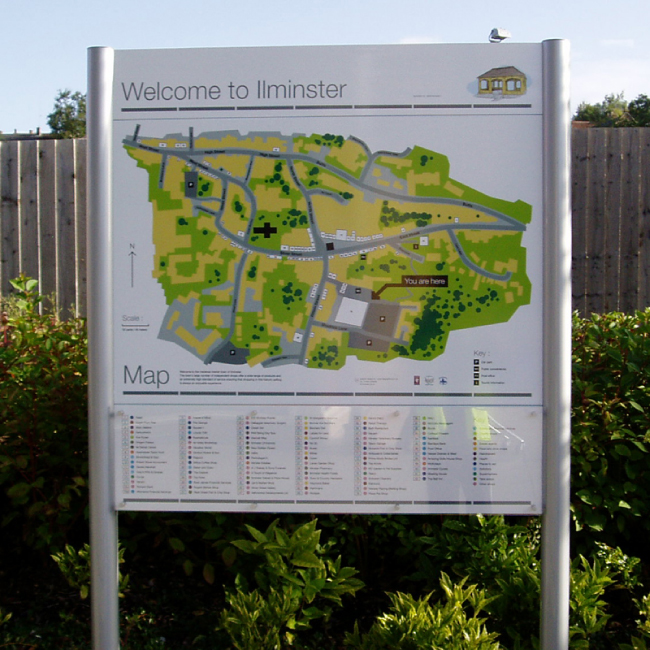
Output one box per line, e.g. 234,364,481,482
220,519,363,649
571,311,650,552
397,515,540,646
344,573,499,650
52,543,130,600
0,275,88,552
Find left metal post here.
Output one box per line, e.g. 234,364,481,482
88,46,119,650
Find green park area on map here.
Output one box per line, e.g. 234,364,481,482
124,129,532,370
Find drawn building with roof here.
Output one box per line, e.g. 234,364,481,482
478,66,527,97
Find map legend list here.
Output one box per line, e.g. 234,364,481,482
117,405,542,514
354,414,409,501
120,413,176,498
236,414,293,498
295,415,348,499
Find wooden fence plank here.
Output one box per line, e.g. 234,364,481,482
75,140,87,317
1,141,20,297
603,129,623,311
19,140,40,281
38,140,58,304
618,129,642,313
56,139,77,317
571,129,589,316
639,129,650,309
584,129,608,314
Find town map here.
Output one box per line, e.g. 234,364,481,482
124,128,532,370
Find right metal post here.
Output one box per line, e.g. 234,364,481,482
541,38,572,650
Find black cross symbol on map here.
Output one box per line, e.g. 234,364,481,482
253,222,278,238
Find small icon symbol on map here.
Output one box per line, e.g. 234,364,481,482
439,377,448,385
414,376,421,385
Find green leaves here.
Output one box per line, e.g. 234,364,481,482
1,277,88,552
47,89,86,138
571,310,650,545
220,519,363,649
344,575,499,650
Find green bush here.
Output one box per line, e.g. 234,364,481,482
571,311,650,553
220,519,363,649
344,574,499,650
0,275,88,552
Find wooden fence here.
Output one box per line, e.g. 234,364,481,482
572,128,650,315
0,138,86,318
1,130,650,318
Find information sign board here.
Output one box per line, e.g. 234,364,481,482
110,44,545,514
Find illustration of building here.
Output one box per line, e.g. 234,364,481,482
478,66,527,96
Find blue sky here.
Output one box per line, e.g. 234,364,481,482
2,0,649,133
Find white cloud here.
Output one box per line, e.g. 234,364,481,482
398,35,444,44
600,39,635,48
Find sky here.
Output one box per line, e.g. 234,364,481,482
2,0,649,134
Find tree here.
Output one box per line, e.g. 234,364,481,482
47,89,86,138
573,92,629,127
628,94,650,126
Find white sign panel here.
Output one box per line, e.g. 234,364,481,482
111,44,544,514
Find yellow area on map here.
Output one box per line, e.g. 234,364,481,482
167,252,226,285
310,194,384,239
407,170,441,194
324,139,368,176
444,181,464,197
395,304,420,341
293,136,323,154
283,229,313,248
462,231,499,243
162,156,190,194
203,311,225,328
255,184,294,211
246,349,272,367
152,215,190,267
510,280,524,296
204,154,250,178
166,310,180,330
493,259,520,274
195,134,288,151
125,146,160,167
207,286,233,303
174,325,223,356
376,155,413,170
140,137,189,149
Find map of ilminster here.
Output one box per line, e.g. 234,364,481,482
124,127,532,369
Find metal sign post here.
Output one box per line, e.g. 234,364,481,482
540,38,572,650
88,46,119,650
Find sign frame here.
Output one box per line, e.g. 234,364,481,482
87,40,571,649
